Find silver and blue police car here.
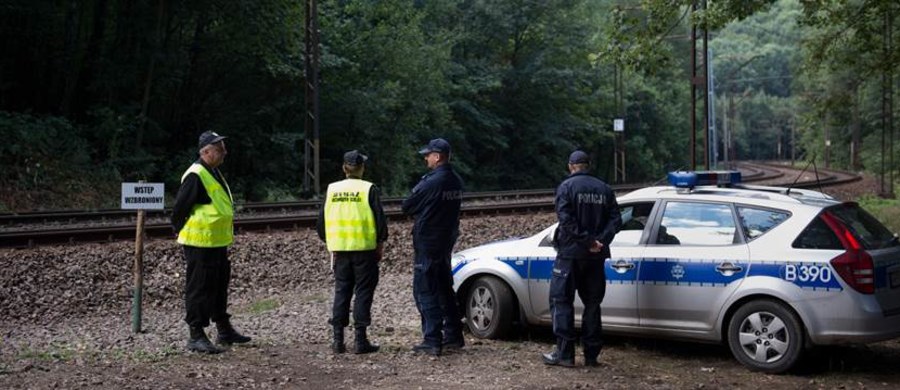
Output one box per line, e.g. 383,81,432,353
451,171,900,373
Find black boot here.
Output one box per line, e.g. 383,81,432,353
216,320,251,345
332,326,346,354
187,327,224,354
353,327,379,354
541,340,575,367
584,348,602,367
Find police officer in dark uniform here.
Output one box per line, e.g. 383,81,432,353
317,150,388,355
172,131,252,354
542,150,621,367
402,138,465,356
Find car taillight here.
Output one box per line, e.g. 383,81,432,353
821,211,875,294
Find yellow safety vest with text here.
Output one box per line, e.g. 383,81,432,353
324,179,376,251
177,163,234,247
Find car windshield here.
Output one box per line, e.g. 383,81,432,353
828,203,899,250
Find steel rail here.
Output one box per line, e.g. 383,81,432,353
0,163,813,249
0,165,782,226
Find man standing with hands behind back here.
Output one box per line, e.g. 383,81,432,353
402,138,465,357
172,131,251,354
317,150,387,355
542,150,621,367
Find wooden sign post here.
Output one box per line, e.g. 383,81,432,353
121,181,164,333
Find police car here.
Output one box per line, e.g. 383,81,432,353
451,171,900,373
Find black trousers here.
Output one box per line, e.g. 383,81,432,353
330,250,379,329
183,245,231,328
549,256,606,357
413,248,463,347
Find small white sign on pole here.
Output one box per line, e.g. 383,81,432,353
121,182,165,210
613,118,625,132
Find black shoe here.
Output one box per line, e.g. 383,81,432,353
216,321,251,345
541,351,574,367
354,340,380,354
352,327,379,354
332,340,347,354
412,343,441,356
187,328,224,354
584,348,602,367
441,339,465,351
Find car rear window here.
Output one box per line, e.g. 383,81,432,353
792,217,843,249
792,204,898,250
827,203,898,250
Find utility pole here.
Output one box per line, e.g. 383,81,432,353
303,0,321,196
614,63,626,183
881,5,894,197
690,0,709,170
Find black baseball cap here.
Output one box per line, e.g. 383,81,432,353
418,138,451,155
344,150,368,165
198,131,227,149
568,150,590,164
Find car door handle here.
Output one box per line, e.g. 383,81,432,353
715,262,743,276
610,260,635,274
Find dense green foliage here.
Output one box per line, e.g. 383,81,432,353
1,0,898,210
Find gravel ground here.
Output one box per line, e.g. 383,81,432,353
2,175,900,389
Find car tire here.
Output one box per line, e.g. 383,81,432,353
465,276,515,339
727,299,804,374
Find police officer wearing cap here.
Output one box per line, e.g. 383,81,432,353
542,150,621,367
402,138,465,356
172,131,251,354
317,150,387,354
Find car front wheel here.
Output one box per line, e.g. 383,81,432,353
727,299,804,374
465,276,515,339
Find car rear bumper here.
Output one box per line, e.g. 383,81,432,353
800,294,900,345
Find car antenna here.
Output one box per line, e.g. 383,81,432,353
786,152,817,196
655,166,685,186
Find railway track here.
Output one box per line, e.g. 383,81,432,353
0,163,853,248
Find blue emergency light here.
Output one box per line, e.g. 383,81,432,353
667,170,741,189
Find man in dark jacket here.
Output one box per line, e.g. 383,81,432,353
401,138,465,356
542,150,621,367
316,150,388,355
172,131,251,354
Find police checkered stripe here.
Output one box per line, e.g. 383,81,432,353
480,257,844,291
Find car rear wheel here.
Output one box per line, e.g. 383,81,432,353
465,276,514,339
727,300,804,374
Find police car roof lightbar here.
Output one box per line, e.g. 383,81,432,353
667,171,742,189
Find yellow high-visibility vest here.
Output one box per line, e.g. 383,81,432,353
177,163,234,247
324,179,376,251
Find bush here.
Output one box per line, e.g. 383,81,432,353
0,111,119,210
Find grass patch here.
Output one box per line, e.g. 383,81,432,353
16,345,75,362
857,196,900,233
247,298,281,315
301,292,330,304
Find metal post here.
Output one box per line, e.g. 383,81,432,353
708,47,717,169
702,0,710,169
304,0,321,196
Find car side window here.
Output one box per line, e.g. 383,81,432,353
736,206,790,241
657,201,737,246
613,201,655,246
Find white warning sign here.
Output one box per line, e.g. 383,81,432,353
121,183,165,210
